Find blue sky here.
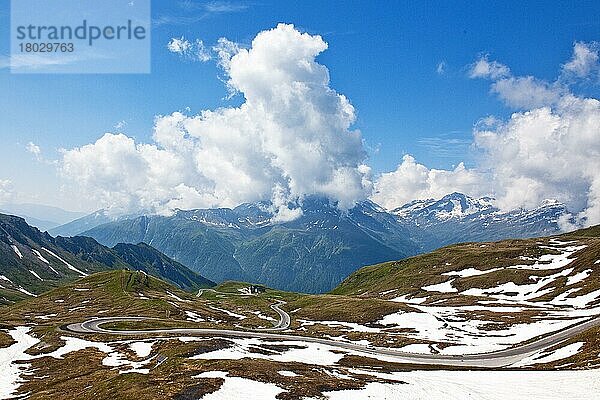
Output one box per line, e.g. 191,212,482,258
1,1,600,216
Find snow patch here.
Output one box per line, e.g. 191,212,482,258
129,341,155,358
513,342,584,367
0,327,40,399
442,267,502,277
29,270,43,281
11,245,22,259
185,311,205,322
325,370,600,400
566,270,592,286
41,247,87,276
423,279,457,293
193,370,284,399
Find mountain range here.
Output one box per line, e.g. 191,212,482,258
48,193,571,293
0,213,214,304
0,203,87,231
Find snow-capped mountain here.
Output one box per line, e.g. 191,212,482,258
392,192,496,224
74,196,418,293
48,193,571,293
392,192,568,251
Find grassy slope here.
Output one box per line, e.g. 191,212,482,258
331,225,600,299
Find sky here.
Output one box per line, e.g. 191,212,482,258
0,1,599,226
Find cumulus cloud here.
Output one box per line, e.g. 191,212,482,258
491,76,565,109
562,41,599,78
61,31,600,228
465,43,600,226
371,155,489,210
469,55,564,108
375,41,600,229
61,24,371,218
474,98,600,226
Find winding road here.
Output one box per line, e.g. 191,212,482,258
64,303,600,368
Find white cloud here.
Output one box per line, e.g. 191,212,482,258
468,56,510,80
61,24,371,219
194,39,212,62
375,42,600,229
562,41,599,78
469,55,564,109
113,120,127,131
491,76,565,109
474,98,600,226
167,36,191,54
372,155,488,210
203,1,248,13
26,142,41,160
61,31,600,228
167,37,211,62
212,37,241,72
460,43,600,226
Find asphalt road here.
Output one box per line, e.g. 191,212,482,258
65,308,600,368
253,300,290,331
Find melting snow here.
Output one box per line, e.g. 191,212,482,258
190,337,351,366
32,249,59,275
209,306,247,320
11,245,22,259
324,370,600,400
513,342,584,367
298,319,380,333
167,291,189,302
185,311,205,322
16,287,37,297
34,313,57,320
278,370,298,377
29,270,43,281
377,306,589,355
566,270,592,286
461,267,573,303
391,294,428,304
193,370,284,399
422,279,457,293
41,248,87,276
0,327,40,399
442,267,502,277
507,244,585,271
129,341,155,358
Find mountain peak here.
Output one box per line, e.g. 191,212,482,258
392,192,496,222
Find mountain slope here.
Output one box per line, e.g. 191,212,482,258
111,242,214,291
393,192,567,251
77,194,569,293
0,213,214,303
332,224,600,306
81,198,418,293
